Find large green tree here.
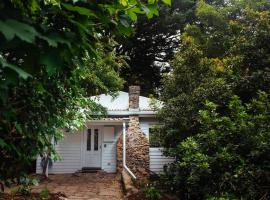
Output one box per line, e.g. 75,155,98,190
160,0,270,146
0,0,166,189
159,0,270,199
117,0,197,96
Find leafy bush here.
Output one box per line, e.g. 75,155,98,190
40,188,50,199
143,183,161,200
163,92,270,199
12,175,39,196
159,1,270,199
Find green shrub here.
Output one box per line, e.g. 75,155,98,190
143,183,161,200
40,188,50,199
15,175,39,196
207,193,240,200
159,0,270,199
163,92,270,199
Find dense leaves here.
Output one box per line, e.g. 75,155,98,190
159,0,270,199
160,0,270,146
162,93,270,199
0,0,164,189
117,0,197,96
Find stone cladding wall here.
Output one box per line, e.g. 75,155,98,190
129,86,140,109
116,116,149,179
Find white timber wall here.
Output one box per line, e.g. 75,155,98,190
140,122,149,137
149,148,175,173
101,125,121,173
36,131,82,174
36,125,121,174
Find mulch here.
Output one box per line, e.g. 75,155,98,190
125,191,175,200
0,192,66,200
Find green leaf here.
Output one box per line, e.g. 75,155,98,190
15,123,23,134
69,19,92,36
0,138,6,148
120,18,130,27
119,0,128,7
31,179,39,186
162,0,171,6
39,53,62,76
39,33,71,48
129,7,144,14
0,19,39,43
73,0,87,3
0,57,32,79
117,25,133,36
148,0,156,4
39,35,58,47
36,83,46,94
127,10,137,21
62,3,97,18
147,4,159,18
141,5,150,14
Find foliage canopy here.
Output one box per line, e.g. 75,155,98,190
117,0,197,95
0,0,166,189
159,0,270,199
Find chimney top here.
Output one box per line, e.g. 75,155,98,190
129,86,140,110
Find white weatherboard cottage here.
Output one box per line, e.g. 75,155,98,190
36,86,173,178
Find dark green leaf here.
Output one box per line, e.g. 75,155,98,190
39,54,62,76
141,5,150,14
120,18,130,27
62,3,97,18
15,123,23,134
0,19,39,43
39,33,71,48
0,57,32,79
0,139,6,148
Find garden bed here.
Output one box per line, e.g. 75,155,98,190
126,191,176,200
0,192,66,200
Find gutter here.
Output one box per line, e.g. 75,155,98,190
108,110,156,116
122,119,137,179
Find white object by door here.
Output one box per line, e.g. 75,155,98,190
83,127,102,168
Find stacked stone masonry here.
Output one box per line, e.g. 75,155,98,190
117,116,150,179
117,85,150,180
129,86,140,109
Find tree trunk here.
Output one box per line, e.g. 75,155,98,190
42,156,49,178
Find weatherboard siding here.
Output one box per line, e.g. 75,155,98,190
36,125,170,175
149,148,175,173
36,131,82,174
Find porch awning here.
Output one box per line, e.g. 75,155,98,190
87,118,129,125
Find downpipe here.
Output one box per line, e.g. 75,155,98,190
122,120,136,179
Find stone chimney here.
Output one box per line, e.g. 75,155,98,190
129,86,140,110
117,85,150,180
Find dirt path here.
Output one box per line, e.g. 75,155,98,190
32,172,123,200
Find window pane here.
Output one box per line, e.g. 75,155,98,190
94,129,98,151
87,129,91,150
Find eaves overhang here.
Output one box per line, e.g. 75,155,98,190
107,110,157,117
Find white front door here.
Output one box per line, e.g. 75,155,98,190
83,127,102,168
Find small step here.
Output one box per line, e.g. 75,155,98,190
81,167,101,173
